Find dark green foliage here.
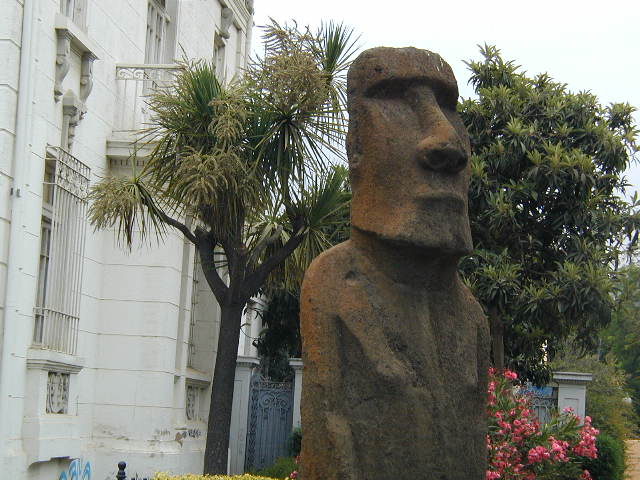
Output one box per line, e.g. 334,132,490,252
288,428,302,457
253,457,297,478
603,264,640,423
581,433,626,480
254,289,301,381
459,45,640,383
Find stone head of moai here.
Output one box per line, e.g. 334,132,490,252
346,47,473,257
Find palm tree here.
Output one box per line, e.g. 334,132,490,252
89,21,358,474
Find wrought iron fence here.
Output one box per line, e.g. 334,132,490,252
524,384,558,425
245,374,294,471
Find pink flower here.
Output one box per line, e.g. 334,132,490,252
289,471,298,479
486,368,599,479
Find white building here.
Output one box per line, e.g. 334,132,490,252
0,1,262,479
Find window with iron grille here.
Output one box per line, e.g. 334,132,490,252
187,255,200,368
33,146,90,355
145,0,171,64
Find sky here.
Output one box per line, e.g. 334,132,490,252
251,0,640,195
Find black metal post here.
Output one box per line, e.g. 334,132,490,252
116,461,126,480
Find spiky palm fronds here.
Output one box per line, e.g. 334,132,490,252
90,20,357,285
257,165,351,291
88,174,167,247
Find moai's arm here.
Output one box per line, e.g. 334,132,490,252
300,247,359,480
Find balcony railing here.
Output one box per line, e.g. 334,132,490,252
114,64,180,134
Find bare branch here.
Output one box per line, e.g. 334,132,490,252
157,210,198,245
246,224,284,269
241,230,306,299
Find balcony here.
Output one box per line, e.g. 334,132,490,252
108,64,181,165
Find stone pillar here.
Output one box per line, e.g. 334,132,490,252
289,358,303,430
553,371,593,421
228,355,259,474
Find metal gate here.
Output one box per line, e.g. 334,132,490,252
525,385,558,425
244,374,294,471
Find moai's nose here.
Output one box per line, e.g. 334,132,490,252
415,120,468,174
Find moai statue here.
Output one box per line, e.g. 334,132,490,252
300,47,490,480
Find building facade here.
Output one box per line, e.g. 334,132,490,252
0,1,258,479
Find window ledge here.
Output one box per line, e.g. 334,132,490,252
54,13,100,58
184,368,211,388
26,348,85,374
552,371,593,385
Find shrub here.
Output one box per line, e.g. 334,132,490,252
253,457,297,479
288,428,302,457
581,433,625,480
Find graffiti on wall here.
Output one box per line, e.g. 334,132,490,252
59,458,92,480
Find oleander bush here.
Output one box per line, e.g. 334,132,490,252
581,433,625,480
487,368,599,479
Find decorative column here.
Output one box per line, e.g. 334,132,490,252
289,358,303,430
553,371,593,421
229,355,260,475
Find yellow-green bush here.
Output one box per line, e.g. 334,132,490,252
153,474,281,480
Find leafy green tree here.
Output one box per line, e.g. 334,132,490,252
603,264,640,421
89,22,357,474
459,45,640,383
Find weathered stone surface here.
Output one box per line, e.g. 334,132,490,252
300,47,490,480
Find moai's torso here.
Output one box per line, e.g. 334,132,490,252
301,242,489,480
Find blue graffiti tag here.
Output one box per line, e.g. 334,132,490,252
59,459,91,480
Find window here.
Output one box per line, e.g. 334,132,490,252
186,252,220,373
235,26,244,75
59,0,88,30
145,0,171,64
214,40,226,79
33,146,90,355
187,255,200,368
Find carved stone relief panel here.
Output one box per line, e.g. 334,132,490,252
46,371,70,414
185,383,206,421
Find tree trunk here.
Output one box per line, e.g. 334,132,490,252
203,303,244,474
489,306,505,370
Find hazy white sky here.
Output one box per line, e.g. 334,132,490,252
251,0,640,194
